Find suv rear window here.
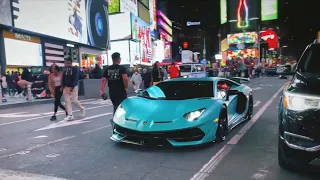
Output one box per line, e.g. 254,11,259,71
179,65,191,72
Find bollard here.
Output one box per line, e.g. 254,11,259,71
27,83,32,101
0,86,2,104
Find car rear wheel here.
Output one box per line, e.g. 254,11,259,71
245,94,253,120
215,106,228,142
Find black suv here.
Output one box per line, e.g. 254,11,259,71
278,40,320,169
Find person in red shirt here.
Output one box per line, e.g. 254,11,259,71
168,62,179,78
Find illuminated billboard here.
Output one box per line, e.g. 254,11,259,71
220,0,227,24
227,32,258,45
228,49,258,60
261,0,278,21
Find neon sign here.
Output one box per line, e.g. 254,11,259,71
237,0,249,28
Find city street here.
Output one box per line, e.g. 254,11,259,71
0,77,318,180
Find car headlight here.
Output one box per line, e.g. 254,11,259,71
283,91,320,111
114,105,126,118
183,109,206,121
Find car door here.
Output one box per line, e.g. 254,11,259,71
195,64,206,78
216,80,238,126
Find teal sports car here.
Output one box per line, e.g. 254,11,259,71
110,77,253,146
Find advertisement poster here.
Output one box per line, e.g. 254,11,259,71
0,0,12,26
227,32,258,45
131,14,152,65
120,0,138,15
13,0,110,49
129,41,141,66
181,50,193,63
220,0,227,24
149,0,157,33
151,40,164,63
108,40,130,65
261,0,278,21
108,0,120,13
140,0,149,8
109,12,131,40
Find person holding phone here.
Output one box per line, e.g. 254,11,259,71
100,52,129,125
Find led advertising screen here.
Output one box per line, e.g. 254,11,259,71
220,0,227,24
4,31,43,66
109,12,131,40
108,40,130,65
261,0,278,21
138,2,150,24
120,0,138,15
108,0,120,14
13,0,110,49
0,0,12,26
228,49,258,60
131,14,152,65
227,32,258,45
157,10,172,27
229,0,259,32
139,0,149,8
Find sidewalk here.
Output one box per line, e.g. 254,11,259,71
0,95,54,109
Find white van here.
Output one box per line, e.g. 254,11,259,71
179,63,207,78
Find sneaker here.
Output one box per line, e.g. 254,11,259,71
50,115,57,121
64,115,74,121
80,108,85,117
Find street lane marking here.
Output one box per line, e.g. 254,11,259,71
0,136,76,160
253,101,261,107
0,148,7,152
0,105,111,126
35,113,113,131
82,125,111,135
190,85,284,180
252,87,262,91
0,168,68,180
28,135,48,140
46,153,60,158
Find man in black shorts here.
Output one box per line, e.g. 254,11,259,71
100,52,129,125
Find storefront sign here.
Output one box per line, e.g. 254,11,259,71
186,21,201,26
3,30,40,43
157,10,172,27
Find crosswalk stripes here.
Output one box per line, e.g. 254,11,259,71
0,168,69,180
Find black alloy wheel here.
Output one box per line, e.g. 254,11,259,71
215,106,228,142
245,94,253,120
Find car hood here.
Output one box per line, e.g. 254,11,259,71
121,97,215,122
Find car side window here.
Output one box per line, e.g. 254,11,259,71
216,80,229,99
191,65,197,72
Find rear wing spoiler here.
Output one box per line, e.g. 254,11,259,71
229,77,250,83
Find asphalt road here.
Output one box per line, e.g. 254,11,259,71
0,76,318,180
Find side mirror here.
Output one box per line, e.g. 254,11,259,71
135,89,143,94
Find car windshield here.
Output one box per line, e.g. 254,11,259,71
138,81,214,100
179,65,191,72
300,44,320,73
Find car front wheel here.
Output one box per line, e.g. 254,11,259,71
215,106,228,142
